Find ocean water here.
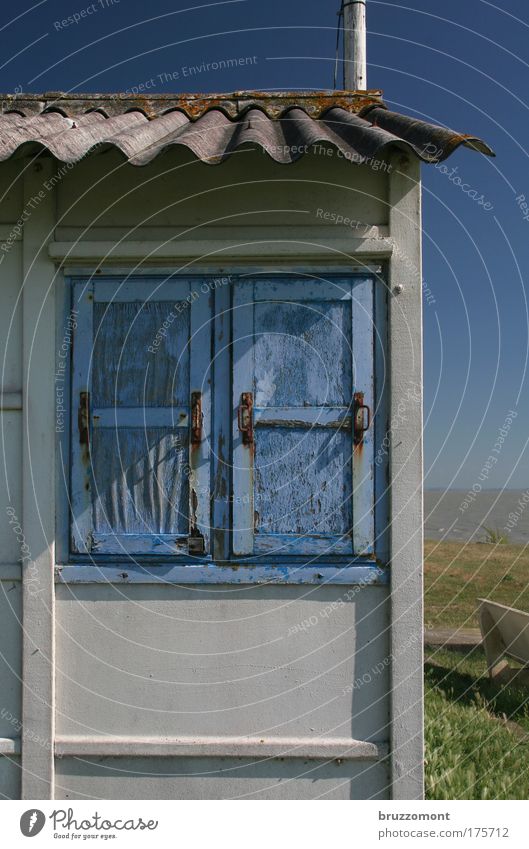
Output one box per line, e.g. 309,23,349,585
424,489,529,544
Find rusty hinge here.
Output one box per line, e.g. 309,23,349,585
353,391,371,446
237,391,254,445
191,391,203,444
78,391,90,446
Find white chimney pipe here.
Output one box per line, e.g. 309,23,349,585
343,1,367,90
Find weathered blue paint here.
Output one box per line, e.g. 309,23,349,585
92,299,190,407
70,276,212,557
232,276,375,558
90,427,189,536
69,273,377,575
211,280,231,561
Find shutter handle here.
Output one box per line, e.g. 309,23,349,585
237,392,254,445
78,391,90,446
353,391,370,446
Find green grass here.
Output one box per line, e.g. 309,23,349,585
425,540,529,628
425,648,529,799
424,542,529,798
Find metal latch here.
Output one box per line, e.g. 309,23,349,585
353,391,371,446
78,391,90,446
188,532,205,555
237,391,254,445
191,391,203,444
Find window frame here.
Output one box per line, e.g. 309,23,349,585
55,267,388,582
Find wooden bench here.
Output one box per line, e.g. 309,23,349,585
478,599,529,686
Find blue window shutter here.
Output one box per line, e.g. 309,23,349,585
232,276,375,558
70,278,211,557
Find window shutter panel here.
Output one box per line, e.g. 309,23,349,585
232,276,375,558
70,278,211,557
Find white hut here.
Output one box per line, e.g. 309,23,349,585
0,84,491,799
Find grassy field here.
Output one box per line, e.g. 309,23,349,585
425,648,529,799
424,542,529,799
424,540,529,628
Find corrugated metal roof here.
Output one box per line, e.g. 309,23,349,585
0,91,493,167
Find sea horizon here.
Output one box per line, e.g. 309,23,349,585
424,488,529,543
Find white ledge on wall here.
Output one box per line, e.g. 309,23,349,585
55,563,388,586
55,735,386,761
47,236,394,264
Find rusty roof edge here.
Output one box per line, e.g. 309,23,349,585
0,89,384,100
0,90,386,120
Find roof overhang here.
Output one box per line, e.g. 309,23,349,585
0,90,494,167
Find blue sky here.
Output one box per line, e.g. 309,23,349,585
2,0,528,490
